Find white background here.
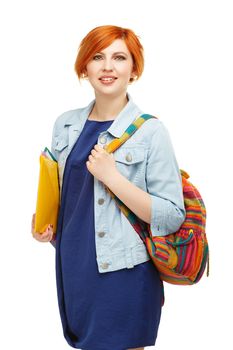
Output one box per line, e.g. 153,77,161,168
0,0,232,349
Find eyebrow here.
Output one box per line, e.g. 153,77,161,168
96,51,128,56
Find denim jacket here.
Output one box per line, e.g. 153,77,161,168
50,92,186,273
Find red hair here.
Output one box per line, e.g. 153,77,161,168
74,25,144,83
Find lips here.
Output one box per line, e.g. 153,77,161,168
99,76,117,81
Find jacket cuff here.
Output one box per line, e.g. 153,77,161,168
149,194,167,236
149,194,186,237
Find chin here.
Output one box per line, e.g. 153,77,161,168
95,84,127,96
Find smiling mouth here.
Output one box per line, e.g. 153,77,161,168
99,77,117,81
99,77,118,85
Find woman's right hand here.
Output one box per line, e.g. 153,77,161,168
31,213,54,243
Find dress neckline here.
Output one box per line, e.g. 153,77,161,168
87,119,114,123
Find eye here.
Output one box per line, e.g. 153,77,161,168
93,55,102,60
93,55,126,61
115,55,126,60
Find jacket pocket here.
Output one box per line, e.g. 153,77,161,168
114,146,146,183
54,138,69,152
54,138,69,163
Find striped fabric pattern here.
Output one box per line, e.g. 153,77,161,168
104,114,209,285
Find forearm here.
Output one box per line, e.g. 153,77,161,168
104,171,152,224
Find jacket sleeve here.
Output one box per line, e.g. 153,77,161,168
49,120,58,248
51,122,57,160
49,110,71,248
145,121,186,236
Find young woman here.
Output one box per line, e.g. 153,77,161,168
31,25,186,350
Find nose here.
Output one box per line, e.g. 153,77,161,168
102,57,114,72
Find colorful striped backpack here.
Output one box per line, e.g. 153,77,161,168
104,114,209,285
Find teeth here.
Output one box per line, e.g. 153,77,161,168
101,78,114,81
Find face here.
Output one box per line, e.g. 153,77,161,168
84,39,136,96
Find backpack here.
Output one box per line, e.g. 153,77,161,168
104,114,209,285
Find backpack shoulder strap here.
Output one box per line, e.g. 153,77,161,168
104,114,157,153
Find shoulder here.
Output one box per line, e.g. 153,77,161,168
135,114,176,157
146,118,178,164
52,107,84,135
138,114,169,140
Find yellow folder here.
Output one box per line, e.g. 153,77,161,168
35,148,60,234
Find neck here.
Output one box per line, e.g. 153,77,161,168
89,91,129,121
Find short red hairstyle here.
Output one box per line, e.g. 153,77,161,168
74,25,144,83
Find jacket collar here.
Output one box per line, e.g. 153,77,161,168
64,92,143,138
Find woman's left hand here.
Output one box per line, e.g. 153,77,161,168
86,144,118,184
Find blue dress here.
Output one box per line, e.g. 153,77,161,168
55,118,164,350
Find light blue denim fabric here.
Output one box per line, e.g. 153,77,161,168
50,92,186,273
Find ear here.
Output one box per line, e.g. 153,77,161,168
82,68,88,78
130,67,137,81
129,73,137,83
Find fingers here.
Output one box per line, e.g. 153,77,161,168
91,149,97,156
94,144,102,150
33,229,53,242
40,230,53,242
31,214,54,242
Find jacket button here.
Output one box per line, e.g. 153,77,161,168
101,262,110,269
98,231,105,237
99,136,107,144
98,198,105,205
125,152,132,162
